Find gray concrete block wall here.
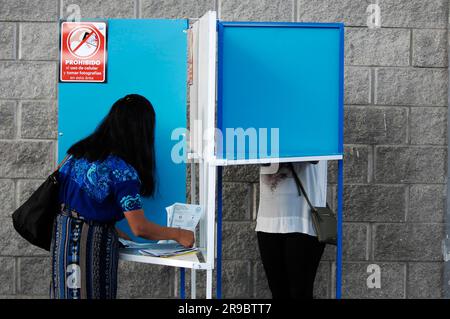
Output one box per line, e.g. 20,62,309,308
0,0,447,299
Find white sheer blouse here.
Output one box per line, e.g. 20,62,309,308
255,161,328,236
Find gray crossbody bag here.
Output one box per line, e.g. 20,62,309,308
289,163,337,245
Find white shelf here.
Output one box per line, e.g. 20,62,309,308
187,154,343,165
212,154,343,166
119,248,212,270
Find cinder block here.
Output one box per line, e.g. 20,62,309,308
222,182,252,221
410,107,447,145
222,165,259,183
344,106,407,145
0,179,15,218
0,62,56,99
0,0,58,21
413,29,448,67
321,244,336,262
345,67,371,105
0,141,54,178
408,185,446,223
298,0,448,28
61,0,136,19
314,261,331,299
343,223,369,260
0,218,48,256
254,183,260,220
222,222,259,260
342,262,406,299
220,0,294,21
117,261,174,298
380,0,448,28
21,101,57,139
344,185,407,222
407,262,442,298
0,101,16,139
185,163,199,203
375,146,446,183
20,23,58,61
221,260,252,298
18,257,50,296
345,28,410,66
375,68,448,106
0,257,15,295
253,261,271,298
326,184,336,211
0,23,15,59
373,224,444,261
298,0,370,26
328,145,371,184
141,0,215,19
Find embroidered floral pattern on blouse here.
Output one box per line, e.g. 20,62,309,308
119,194,142,211
111,167,139,182
61,155,141,203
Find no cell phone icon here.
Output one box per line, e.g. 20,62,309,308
67,26,100,59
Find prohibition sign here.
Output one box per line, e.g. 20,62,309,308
67,26,100,59
59,21,107,83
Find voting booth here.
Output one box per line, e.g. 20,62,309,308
213,19,344,299
189,13,344,298
58,11,344,299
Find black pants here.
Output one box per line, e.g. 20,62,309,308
257,231,325,299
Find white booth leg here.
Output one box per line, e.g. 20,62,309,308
191,268,197,299
206,269,213,299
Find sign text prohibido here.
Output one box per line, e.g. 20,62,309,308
60,21,107,83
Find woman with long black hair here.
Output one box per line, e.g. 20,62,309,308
50,94,194,299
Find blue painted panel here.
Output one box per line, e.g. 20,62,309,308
58,19,188,241
218,22,343,160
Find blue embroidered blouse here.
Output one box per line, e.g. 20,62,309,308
58,154,143,222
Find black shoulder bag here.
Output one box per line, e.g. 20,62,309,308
289,163,337,245
12,155,70,251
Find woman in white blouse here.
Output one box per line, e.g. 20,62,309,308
256,161,327,299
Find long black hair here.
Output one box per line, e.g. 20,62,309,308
67,94,156,197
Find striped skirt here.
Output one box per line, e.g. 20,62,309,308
50,205,120,299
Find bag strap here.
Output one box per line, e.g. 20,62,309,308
288,163,317,213
55,154,70,172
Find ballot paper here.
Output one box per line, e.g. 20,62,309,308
139,243,198,258
158,203,203,244
119,238,158,249
166,203,203,231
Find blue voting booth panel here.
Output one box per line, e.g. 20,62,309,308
217,22,344,160
58,19,188,241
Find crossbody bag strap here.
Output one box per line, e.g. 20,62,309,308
288,162,317,213
55,154,70,172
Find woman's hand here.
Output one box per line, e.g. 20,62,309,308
124,209,195,247
174,228,195,248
